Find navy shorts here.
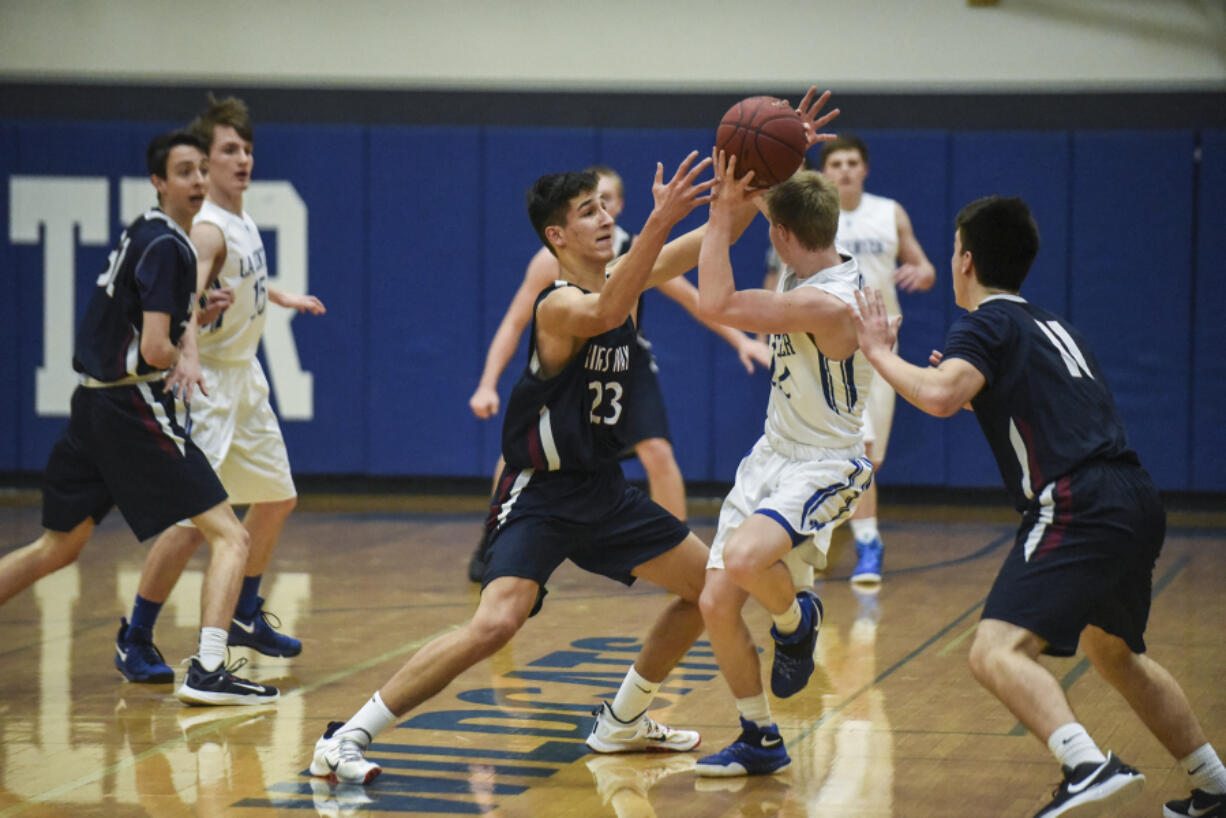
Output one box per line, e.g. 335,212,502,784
483,463,690,614
982,460,1164,656
42,383,228,541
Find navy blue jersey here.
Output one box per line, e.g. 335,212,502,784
502,282,651,472
74,209,197,382
943,294,1138,511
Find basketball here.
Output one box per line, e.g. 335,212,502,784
715,96,807,189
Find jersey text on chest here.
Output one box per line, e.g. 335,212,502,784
239,247,267,278
841,237,888,257
769,334,797,358
584,343,631,373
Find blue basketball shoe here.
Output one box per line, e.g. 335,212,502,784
694,718,790,777
228,597,302,657
769,590,822,698
851,535,883,584
114,617,174,683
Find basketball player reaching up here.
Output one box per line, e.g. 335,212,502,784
311,149,763,785
692,131,873,777
852,195,1226,818
0,131,277,706
467,165,770,581
113,95,324,690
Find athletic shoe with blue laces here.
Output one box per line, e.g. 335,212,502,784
114,617,173,683
850,535,883,584
769,590,822,698
694,717,790,777
228,596,302,657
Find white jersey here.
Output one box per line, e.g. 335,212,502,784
764,254,873,452
836,192,900,316
194,199,268,363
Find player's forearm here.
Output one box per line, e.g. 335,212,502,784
863,346,961,418
477,322,522,390
268,286,290,307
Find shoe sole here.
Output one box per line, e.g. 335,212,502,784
175,684,280,706
227,636,302,658
114,654,173,684
585,736,701,753
694,758,790,777
1045,772,1145,817
850,572,882,584
309,764,382,785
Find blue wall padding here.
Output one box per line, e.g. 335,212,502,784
946,131,1073,488
1192,130,1226,491
1071,131,1195,490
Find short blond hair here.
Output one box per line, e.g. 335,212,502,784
764,171,840,250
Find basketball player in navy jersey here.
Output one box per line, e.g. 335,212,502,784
0,131,278,706
853,195,1226,818
467,165,770,581
309,148,765,786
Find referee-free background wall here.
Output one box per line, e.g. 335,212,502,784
2,0,1224,493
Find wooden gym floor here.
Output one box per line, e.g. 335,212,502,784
0,493,1222,817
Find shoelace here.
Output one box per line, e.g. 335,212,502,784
181,652,253,678
640,716,669,740
337,735,368,764
253,606,283,631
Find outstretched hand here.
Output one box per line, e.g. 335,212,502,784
852,287,901,358
794,87,840,150
709,149,761,218
650,150,715,226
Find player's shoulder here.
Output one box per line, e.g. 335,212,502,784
129,209,191,251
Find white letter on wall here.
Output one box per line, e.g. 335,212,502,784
10,177,110,416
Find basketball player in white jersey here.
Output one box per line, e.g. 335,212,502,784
818,134,935,584
114,95,325,689
693,139,874,775
467,166,770,580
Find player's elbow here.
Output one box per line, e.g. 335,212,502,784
925,388,965,418
140,338,178,370
695,292,730,325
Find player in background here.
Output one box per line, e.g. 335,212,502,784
766,135,935,585
0,130,277,706
852,195,1226,818
309,148,765,786
113,95,324,685
466,166,770,581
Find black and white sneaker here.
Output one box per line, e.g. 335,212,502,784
175,655,280,706
1165,789,1226,818
1034,751,1145,817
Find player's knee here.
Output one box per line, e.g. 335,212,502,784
470,613,522,653
1081,626,1133,676
40,532,87,572
698,581,732,626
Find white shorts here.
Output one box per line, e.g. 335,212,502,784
861,344,897,464
184,358,296,507
708,433,873,586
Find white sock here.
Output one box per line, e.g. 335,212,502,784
1181,743,1226,795
1047,722,1107,770
610,666,659,723
340,692,397,745
850,518,879,545
772,599,803,636
735,693,772,728
197,626,228,672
